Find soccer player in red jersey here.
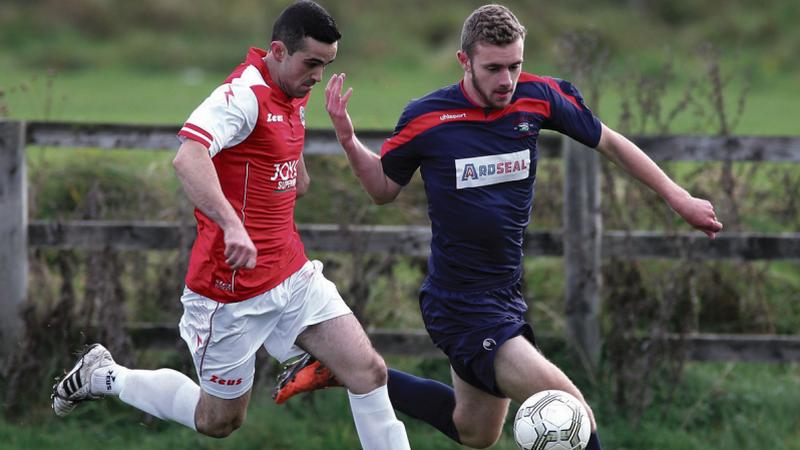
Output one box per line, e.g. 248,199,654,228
275,4,723,449
52,2,410,448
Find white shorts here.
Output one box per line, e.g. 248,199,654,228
178,260,351,399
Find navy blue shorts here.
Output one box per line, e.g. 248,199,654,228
419,279,535,398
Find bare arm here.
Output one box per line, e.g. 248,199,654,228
595,123,723,238
172,139,256,269
325,73,402,205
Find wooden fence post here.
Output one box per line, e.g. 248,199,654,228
0,120,27,366
562,136,602,370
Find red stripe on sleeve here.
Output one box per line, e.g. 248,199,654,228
381,108,476,156
381,98,550,156
183,123,214,141
518,73,583,110
178,123,214,148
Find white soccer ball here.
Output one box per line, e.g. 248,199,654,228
513,390,591,450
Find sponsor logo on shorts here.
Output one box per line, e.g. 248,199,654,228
209,375,243,386
482,338,497,351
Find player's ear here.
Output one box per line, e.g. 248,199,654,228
457,50,470,72
270,41,287,61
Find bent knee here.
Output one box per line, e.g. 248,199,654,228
358,352,387,388
454,414,503,449
346,352,387,392
458,429,502,449
367,354,388,386
195,412,245,438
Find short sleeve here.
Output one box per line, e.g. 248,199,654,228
178,83,259,157
542,78,602,148
380,104,424,186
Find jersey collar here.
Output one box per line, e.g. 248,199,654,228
246,47,293,104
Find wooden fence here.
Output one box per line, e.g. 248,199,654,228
2,120,800,365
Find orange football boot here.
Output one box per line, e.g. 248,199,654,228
272,353,342,404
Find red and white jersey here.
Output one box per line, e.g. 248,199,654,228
177,47,309,303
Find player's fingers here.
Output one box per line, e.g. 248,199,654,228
225,245,241,268
228,242,253,267
341,87,353,106
224,242,238,260
326,75,342,108
329,73,338,92
226,255,241,269
326,73,337,92
327,76,341,107
335,73,345,95
325,85,334,110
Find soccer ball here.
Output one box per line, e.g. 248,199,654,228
513,390,591,450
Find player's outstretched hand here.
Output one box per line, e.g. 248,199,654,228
223,223,257,269
325,73,355,145
672,195,723,239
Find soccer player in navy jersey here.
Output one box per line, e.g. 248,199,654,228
275,4,723,449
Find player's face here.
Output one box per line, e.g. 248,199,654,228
459,38,523,109
275,37,338,98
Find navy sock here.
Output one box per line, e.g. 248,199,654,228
586,431,603,450
387,368,460,443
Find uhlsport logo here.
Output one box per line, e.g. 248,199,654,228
440,112,468,121
455,149,531,189
482,338,497,351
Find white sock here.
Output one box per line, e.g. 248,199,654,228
91,363,129,396
348,385,411,450
96,367,199,431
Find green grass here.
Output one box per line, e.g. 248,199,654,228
2,61,798,135
602,362,800,450
2,359,798,449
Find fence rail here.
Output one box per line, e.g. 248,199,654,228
125,325,800,364
28,220,800,260
4,120,800,364
25,121,800,161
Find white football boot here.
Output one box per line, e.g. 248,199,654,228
51,343,115,416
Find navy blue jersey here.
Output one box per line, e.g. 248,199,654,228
381,73,602,291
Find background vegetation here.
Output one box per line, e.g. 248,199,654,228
1,0,798,449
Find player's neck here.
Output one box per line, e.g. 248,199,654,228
263,55,292,100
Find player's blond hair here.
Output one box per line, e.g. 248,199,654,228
460,4,526,57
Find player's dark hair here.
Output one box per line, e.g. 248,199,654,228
271,1,341,54
461,4,526,57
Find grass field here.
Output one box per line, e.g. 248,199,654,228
2,360,799,450
1,62,798,135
